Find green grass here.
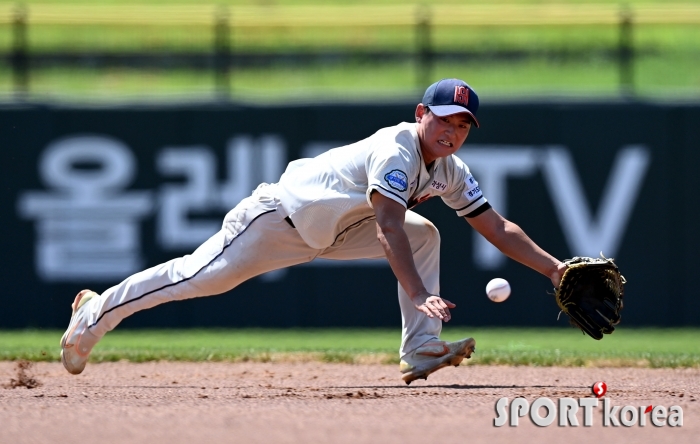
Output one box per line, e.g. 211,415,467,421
1,17,698,54
2,328,699,368
3,50,699,103
6,1,697,6
1,2,699,100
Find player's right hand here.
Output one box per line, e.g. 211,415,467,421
414,294,456,322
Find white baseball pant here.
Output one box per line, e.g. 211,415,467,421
82,183,443,357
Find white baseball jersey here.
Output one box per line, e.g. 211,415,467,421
276,122,489,249
77,121,475,362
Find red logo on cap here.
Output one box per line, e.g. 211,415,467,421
454,86,469,106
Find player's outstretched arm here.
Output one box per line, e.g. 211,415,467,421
371,191,455,321
465,207,567,288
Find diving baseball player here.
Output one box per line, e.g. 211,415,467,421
61,78,568,384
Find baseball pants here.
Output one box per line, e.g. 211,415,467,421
82,183,443,357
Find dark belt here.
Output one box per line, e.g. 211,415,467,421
284,216,296,228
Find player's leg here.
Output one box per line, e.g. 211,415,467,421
319,210,474,384
60,184,317,374
319,210,442,353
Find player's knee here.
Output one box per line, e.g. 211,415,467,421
418,219,440,247
428,220,440,241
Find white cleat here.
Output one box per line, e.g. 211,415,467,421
399,337,476,385
60,289,101,375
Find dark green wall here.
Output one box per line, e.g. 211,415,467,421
1,101,697,328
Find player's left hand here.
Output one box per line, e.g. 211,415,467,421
550,262,568,289
414,294,456,322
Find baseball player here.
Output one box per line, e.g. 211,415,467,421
61,78,567,384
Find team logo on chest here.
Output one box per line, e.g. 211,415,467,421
384,169,408,192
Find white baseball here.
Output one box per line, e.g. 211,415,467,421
486,278,511,303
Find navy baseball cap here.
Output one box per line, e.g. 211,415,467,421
422,78,480,127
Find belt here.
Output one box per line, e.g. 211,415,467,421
284,216,296,228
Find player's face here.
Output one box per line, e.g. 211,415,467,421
415,104,472,165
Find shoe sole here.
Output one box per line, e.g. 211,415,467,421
402,338,476,385
60,290,96,375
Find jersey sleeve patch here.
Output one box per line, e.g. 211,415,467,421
449,173,488,217
463,174,481,199
384,169,408,192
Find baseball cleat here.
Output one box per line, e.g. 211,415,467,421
399,337,476,385
60,289,101,375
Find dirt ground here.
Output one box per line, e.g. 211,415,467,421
0,361,698,444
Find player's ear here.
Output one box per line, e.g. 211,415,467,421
415,104,426,123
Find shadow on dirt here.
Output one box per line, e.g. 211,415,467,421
340,384,588,390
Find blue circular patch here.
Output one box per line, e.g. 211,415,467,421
384,169,408,192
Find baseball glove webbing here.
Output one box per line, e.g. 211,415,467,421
554,254,626,340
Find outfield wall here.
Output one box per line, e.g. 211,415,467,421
1,101,698,328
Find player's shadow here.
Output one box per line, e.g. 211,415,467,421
340,384,587,390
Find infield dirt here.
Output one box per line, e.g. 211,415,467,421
1,361,697,443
